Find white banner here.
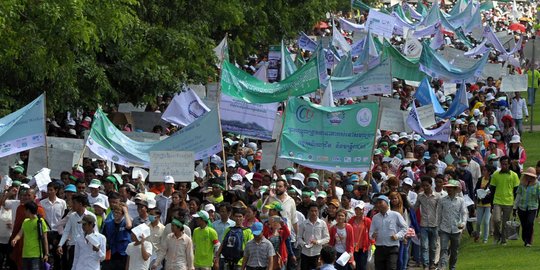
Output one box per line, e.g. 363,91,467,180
150,151,194,182
501,74,528,92
162,88,210,127
366,9,396,38
28,147,77,179
417,105,437,128
379,107,406,132
220,94,279,141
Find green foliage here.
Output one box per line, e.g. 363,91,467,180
0,0,337,116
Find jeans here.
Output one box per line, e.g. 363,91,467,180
420,227,438,266
527,87,536,106
517,209,537,245
514,119,524,135
398,240,410,270
21,258,42,270
353,250,368,270
438,231,461,270
475,206,491,242
493,204,513,243
374,246,398,270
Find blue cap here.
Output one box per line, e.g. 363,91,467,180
251,222,264,236
349,174,360,182
375,195,390,204
65,184,77,193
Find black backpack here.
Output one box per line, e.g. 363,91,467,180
221,227,247,263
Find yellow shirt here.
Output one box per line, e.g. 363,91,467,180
527,70,540,88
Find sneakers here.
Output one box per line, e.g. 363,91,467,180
525,243,532,247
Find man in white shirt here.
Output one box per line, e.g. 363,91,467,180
73,215,106,270
156,176,175,224
509,92,528,135
297,203,330,270
57,193,98,270
42,182,67,270
87,179,109,209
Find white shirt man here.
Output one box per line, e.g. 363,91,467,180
41,195,67,232
73,215,106,270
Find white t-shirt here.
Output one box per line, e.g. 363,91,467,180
334,227,347,254
126,241,153,270
88,193,109,209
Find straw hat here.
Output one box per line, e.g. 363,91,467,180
522,167,537,178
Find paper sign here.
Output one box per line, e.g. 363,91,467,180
33,168,52,192
443,83,458,95
28,147,77,179
131,112,169,132
501,74,528,92
150,151,194,182
132,167,149,181
404,38,423,58
131,223,151,241
118,103,145,113
480,63,503,79
379,107,406,132
366,96,401,109
417,105,437,128
365,9,396,38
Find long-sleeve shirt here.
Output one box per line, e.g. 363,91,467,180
58,210,97,246
514,182,540,211
154,232,194,270
268,194,299,242
72,232,106,270
437,195,468,234
510,97,528,119
41,197,67,231
329,224,355,263
297,218,330,257
414,193,440,228
369,210,408,247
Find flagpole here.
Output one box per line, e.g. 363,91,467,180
364,96,383,193
43,91,49,168
273,103,288,168
216,34,229,190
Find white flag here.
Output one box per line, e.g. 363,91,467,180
321,81,335,107
254,62,269,82
332,24,351,53
213,35,228,67
162,88,211,127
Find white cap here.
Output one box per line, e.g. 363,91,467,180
163,175,175,184
231,173,243,182
509,135,521,144
147,198,156,209
68,129,77,136
192,210,210,220
473,109,481,116
84,116,92,122
403,177,414,186
94,169,104,176
92,201,107,210
226,160,237,168
210,155,222,164
353,200,366,210
247,142,258,151
204,204,216,212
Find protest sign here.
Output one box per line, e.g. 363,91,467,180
501,74,528,92
220,94,278,141
280,98,379,171
121,131,161,142
260,115,293,170
33,168,52,192
108,112,134,128
206,83,219,102
150,151,194,182
443,83,458,95
480,63,503,79
365,9,396,38
0,94,45,158
118,103,145,113
379,107,406,132
28,147,77,179
131,112,169,132
417,105,437,128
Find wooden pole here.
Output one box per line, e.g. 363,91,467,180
216,34,230,190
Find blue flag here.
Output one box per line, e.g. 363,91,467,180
0,94,46,158
436,83,469,119
414,78,445,114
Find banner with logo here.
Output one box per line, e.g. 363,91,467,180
280,98,379,171
162,88,210,127
86,108,222,168
220,94,279,141
0,94,46,158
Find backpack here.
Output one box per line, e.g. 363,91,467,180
221,227,247,263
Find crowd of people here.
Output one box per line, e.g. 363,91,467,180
2,1,540,270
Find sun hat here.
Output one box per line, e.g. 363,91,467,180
88,179,101,189
509,135,521,144
404,152,417,161
523,167,537,178
307,173,319,182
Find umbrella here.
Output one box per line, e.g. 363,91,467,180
314,21,329,29
509,23,526,32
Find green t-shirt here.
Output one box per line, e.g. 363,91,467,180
193,226,219,267
22,217,48,258
491,170,520,206
528,70,540,89
222,226,254,266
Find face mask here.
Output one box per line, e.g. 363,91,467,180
247,155,254,161
308,182,318,188
148,215,156,222
346,184,354,192
322,182,329,189
285,175,293,181
494,135,501,140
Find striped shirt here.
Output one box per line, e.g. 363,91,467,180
244,237,275,267
514,182,540,211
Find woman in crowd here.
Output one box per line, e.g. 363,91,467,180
329,209,355,270
475,165,496,243
388,191,419,270
513,167,540,247
348,201,372,270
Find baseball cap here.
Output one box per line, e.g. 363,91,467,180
204,204,216,212
226,160,237,168
375,195,390,204
163,175,175,184
192,210,210,222
92,201,107,210
88,179,101,189
231,173,243,182
94,169,104,176
64,184,77,193
317,191,328,198
403,178,413,186
354,200,366,210
251,222,264,236
79,215,96,224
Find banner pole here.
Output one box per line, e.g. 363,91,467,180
273,102,288,168
216,34,229,190
43,91,49,168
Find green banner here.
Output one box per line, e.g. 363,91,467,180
279,98,379,171
220,52,321,103
381,41,426,82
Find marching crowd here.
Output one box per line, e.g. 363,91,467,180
2,1,540,270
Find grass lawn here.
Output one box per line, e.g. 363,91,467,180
521,132,540,168
456,224,540,269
